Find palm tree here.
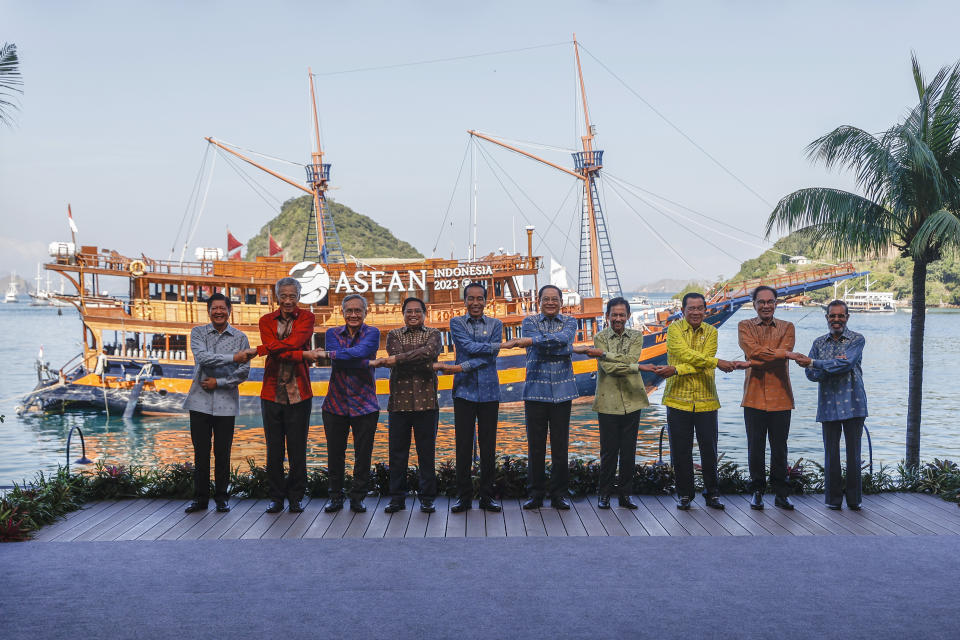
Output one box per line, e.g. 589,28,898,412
766,55,960,469
0,42,23,126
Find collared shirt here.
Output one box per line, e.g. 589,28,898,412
662,318,720,412
450,314,502,403
805,328,868,422
386,325,441,412
593,327,650,415
522,312,579,403
184,323,250,416
257,307,316,403
322,323,380,417
738,316,795,411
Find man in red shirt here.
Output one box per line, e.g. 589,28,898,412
241,277,318,514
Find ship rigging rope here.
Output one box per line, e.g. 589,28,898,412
431,138,472,256
577,42,775,210
213,138,303,167
471,130,576,154
218,148,284,209
312,41,570,77
169,145,211,261
180,149,218,264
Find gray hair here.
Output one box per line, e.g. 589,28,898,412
341,293,368,312
275,277,302,297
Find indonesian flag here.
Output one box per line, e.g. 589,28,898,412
68,204,78,234
269,233,283,257
227,229,243,252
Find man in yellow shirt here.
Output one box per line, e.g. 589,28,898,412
655,292,747,510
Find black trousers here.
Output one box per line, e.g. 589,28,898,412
666,407,719,499
261,397,312,503
322,409,379,502
524,400,571,499
598,411,641,497
822,417,864,507
388,410,438,499
744,407,792,496
453,398,499,500
189,410,235,503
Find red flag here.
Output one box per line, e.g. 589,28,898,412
269,233,283,257
227,229,243,252
229,251,242,261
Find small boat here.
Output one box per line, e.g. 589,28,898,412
4,278,19,303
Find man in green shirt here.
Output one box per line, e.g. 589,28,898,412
593,297,657,509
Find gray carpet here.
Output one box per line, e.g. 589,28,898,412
4,537,955,639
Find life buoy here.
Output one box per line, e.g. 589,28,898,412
129,260,146,277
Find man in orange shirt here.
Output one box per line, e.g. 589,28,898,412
738,285,807,510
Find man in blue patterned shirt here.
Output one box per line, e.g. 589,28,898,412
798,300,868,510
516,285,600,510
183,293,251,514
439,282,517,513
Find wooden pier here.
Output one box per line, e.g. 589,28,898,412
30,492,960,542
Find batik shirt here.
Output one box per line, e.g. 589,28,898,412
805,328,868,422
450,314,502,403
321,323,380,417
521,313,579,403
386,325,441,412
184,323,250,416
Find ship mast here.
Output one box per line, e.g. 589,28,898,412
467,35,621,299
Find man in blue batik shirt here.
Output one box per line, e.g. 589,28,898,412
439,282,517,514
797,299,868,510
515,284,601,510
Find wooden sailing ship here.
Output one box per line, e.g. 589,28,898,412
18,39,863,416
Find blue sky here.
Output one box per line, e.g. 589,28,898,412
3,1,960,289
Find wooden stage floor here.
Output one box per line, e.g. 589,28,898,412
29,492,960,542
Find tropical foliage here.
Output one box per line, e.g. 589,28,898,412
245,195,423,261
0,42,22,127
766,55,960,468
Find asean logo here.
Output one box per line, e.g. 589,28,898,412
289,261,330,304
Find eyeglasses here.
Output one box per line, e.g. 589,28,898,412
540,297,561,304
755,299,777,306
344,308,365,316
278,294,299,301
827,314,847,319
685,306,706,312
404,308,424,315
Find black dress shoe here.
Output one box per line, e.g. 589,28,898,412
451,497,472,513
184,501,208,513
774,496,795,510
288,501,304,513
215,501,230,513
848,503,862,511
384,500,406,513
522,497,543,510
827,503,842,510
419,498,435,514
750,491,765,510
677,496,693,510
350,499,366,513
265,500,284,514
324,497,344,513
551,496,571,510
597,495,611,510
705,496,725,510
618,495,638,510
479,498,501,512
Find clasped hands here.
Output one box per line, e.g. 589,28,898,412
785,351,813,367
233,348,331,364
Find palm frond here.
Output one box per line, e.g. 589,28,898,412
766,188,897,256
805,126,895,202
0,42,22,126
910,208,960,255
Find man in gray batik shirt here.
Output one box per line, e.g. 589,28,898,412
183,293,251,514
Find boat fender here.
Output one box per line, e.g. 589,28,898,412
129,260,146,277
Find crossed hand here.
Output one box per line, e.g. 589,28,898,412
786,351,813,367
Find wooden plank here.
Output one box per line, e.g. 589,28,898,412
344,497,380,538
637,495,689,536
717,497,773,536
445,500,468,537
363,497,393,539
136,501,193,541
823,501,898,536
116,500,184,541
540,505,570,537
718,496,790,535
484,505,507,537
219,500,271,540
791,495,874,535
176,503,232,541
609,501,650,537
502,499,526,537
786,495,853,535
914,492,960,515
159,504,225,541
880,493,960,532
655,495,709,536
404,497,432,538
262,498,313,539
282,499,325,539
872,493,960,534
769,500,834,536
572,496,607,536
33,501,114,541
585,499,626,537
92,499,166,541
520,503,547,537
557,501,587,537
466,502,486,537
239,506,285,540
54,501,134,542
382,497,414,538
321,505,357,539
623,496,669,536
732,494,810,536
853,496,937,535
695,499,750,536
198,499,258,540
684,503,732,537
423,496,449,538
302,502,340,539
841,500,916,536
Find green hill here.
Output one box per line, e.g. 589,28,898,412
245,196,423,261
730,231,960,306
